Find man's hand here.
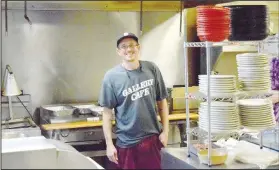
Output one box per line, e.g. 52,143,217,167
271,92,279,104
159,130,168,147
106,143,118,164
157,99,169,147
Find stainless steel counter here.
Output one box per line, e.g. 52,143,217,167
161,147,279,169
2,126,41,138
2,136,104,169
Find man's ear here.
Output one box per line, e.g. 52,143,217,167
116,48,120,55
137,44,141,50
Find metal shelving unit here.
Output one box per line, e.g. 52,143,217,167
183,37,279,166
185,91,273,102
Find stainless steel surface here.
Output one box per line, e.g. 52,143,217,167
41,105,75,117
161,147,279,169
184,40,279,47
43,126,114,145
240,131,279,152
67,140,103,146
2,117,35,129
49,115,89,124
2,9,183,110
81,150,107,157
2,136,104,169
2,125,42,139
71,104,103,116
2,136,57,169
40,103,103,124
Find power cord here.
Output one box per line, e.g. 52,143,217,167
16,96,35,123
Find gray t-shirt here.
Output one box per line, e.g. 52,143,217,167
98,60,168,148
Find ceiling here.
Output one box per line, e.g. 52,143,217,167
1,1,238,11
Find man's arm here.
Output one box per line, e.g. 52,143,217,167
102,107,118,164
103,107,114,146
157,99,169,133
151,62,169,146
157,99,169,147
98,73,118,164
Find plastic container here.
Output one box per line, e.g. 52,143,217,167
197,147,228,165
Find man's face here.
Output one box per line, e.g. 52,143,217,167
117,38,140,62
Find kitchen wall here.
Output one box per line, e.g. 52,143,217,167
1,10,186,110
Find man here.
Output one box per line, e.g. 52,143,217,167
99,32,169,169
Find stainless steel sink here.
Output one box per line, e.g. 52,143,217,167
2,132,26,139
2,126,42,139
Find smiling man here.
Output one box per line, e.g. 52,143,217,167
99,32,169,169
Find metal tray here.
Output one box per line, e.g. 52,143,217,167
71,104,103,117
41,105,75,117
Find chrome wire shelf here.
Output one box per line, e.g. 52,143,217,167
187,126,279,142
185,91,273,102
184,39,279,48
187,127,241,141
183,35,279,166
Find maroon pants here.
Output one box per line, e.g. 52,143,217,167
116,135,164,169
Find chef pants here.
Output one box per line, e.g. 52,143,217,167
116,134,164,169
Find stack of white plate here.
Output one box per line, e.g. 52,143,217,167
236,53,271,92
237,99,276,130
198,75,237,96
198,101,240,134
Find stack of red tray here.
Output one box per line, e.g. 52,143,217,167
197,6,231,42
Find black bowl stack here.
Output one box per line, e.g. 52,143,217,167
225,5,268,41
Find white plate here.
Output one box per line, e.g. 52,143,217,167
237,64,268,67
237,99,272,106
238,77,270,80
199,111,237,115
241,88,271,91
199,125,240,132
237,71,270,74
199,92,238,97
240,85,271,88
238,70,270,73
239,110,273,113
237,58,268,61
199,116,240,121
199,108,237,111
239,80,271,83
236,59,268,62
237,62,268,65
199,81,236,83
200,101,236,107
199,124,240,130
236,53,268,57
199,89,236,91
198,75,236,78
237,66,269,70
199,117,240,122
199,84,236,87
199,86,236,89
241,119,274,123
237,61,268,64
236,57,268,60
240,115,274,120
236,56,268,60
